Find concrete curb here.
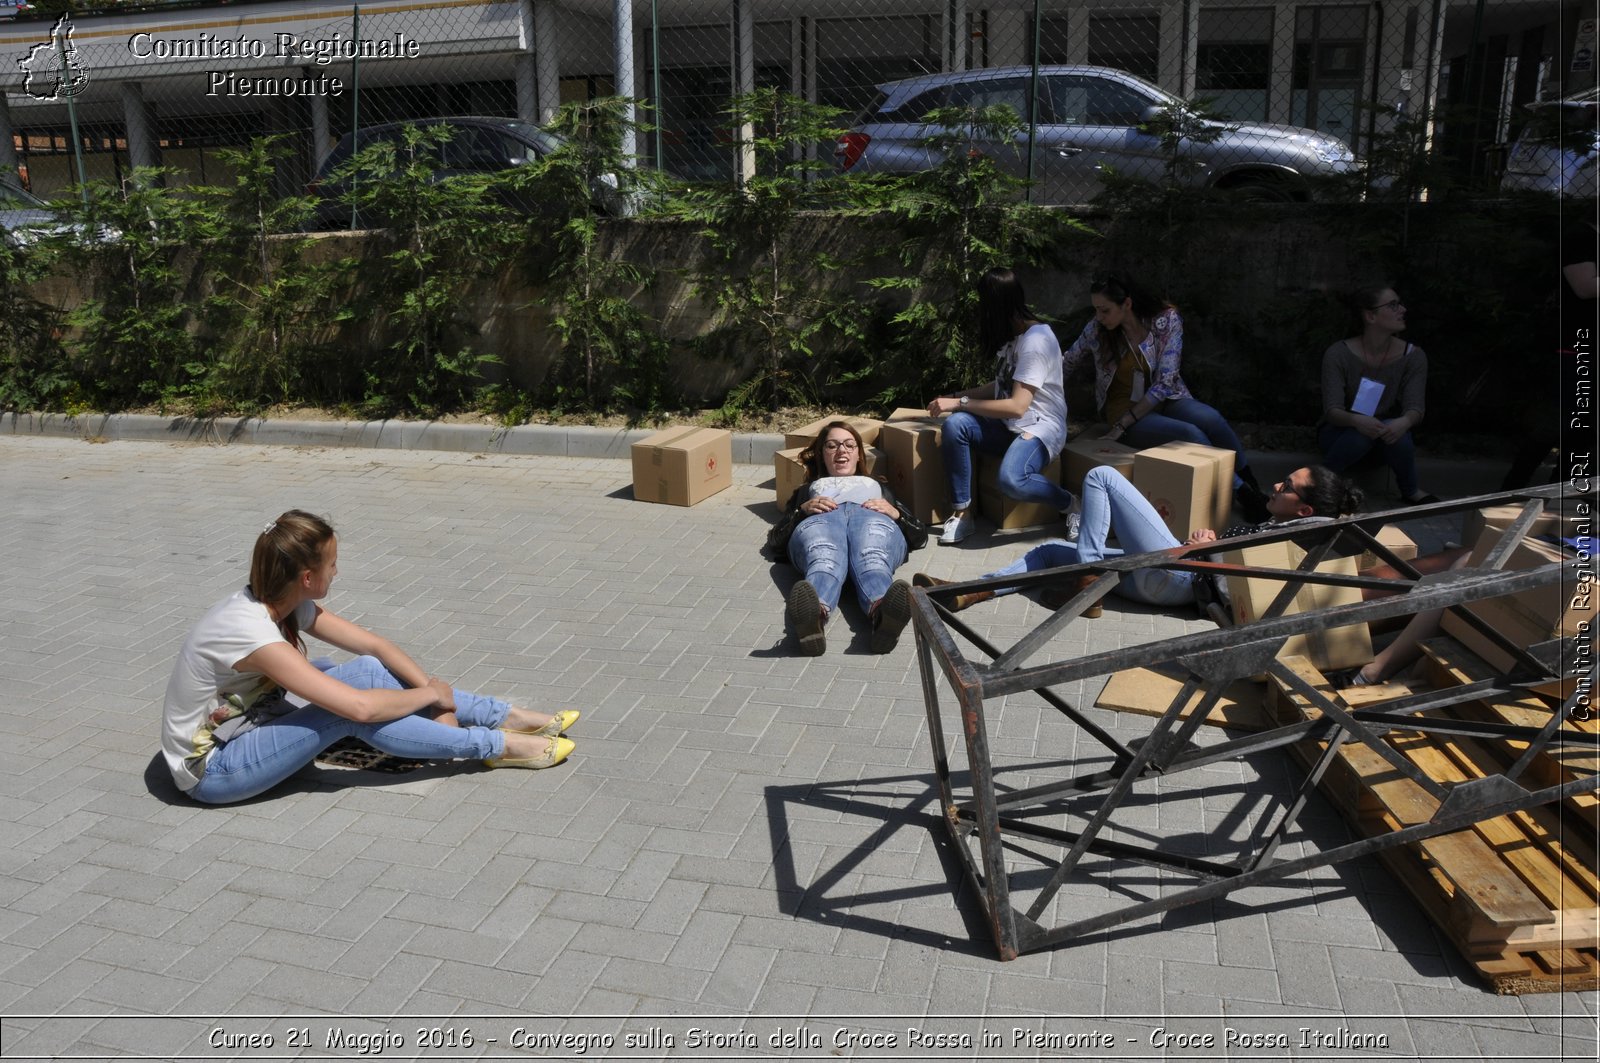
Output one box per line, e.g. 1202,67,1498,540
0,411,1510,494
0,411,787,465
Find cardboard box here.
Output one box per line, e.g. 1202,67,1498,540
878,412,952,525
976,452,1063,529
1462,503,1587,548
631,426,732,507
1133,443,1217,541
1063,429,1138,493
1356,524,1419,573
1223,540,1373,671
1439,526,1595,688
782,415,885,451
1160,440,1235,532
773,445,883,510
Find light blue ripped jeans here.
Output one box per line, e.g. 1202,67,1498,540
981,465,1198,607
787,503,908,614
187,655,509,805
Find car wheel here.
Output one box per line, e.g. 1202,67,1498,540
1220,175,1301,203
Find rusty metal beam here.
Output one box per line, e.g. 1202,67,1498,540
911,485,1597,959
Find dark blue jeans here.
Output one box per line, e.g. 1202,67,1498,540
1318,422,1419,499
940,412,1073,511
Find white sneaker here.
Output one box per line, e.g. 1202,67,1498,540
939,511,974,545
1061,501,1082,541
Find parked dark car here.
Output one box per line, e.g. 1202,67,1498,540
306,115,622,230
835,65,1356,204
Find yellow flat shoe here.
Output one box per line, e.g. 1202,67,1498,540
508,709,581,737
485,736,574,770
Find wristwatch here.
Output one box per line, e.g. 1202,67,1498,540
959,396,969,407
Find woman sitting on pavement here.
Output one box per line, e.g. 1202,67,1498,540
927,267,1074,545
161,510,578,804
1318,284,1437,505
1062,273,1270,520
765,421,928,655
916,464,1361,614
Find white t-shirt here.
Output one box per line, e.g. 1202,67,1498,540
996,323,1068,458
807,475,886,506
160,588,314,792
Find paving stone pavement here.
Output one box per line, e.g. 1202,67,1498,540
0,435,1595,1062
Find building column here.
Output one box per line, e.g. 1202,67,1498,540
614,0,637,163
1156,1,1191,97
534,1,561,122
944,0,968,72
1058,7,1088,65
731,0,755,185
1268,1,1296,124
122,80,161,178
985,6,1029,67
0,96,18,176
308,75,333,170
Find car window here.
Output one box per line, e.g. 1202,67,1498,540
0,183,41,208
946,78,1044,123
878,87,945,122
1048,76,1154,126
444,127,517,170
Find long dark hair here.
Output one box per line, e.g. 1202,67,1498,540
799,421,867,482
1299,465,1364,518
249,509,334,653
1090,272,1171,366
977,268,1036,358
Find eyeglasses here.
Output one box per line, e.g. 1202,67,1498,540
822,440,859,452
1369,299,1404,312
1275,480,1308,502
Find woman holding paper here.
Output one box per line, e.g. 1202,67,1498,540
1062,273,1268,520
1318,285,1436,504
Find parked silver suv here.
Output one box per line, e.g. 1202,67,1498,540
1501,89,1598,199
836,65,1355,204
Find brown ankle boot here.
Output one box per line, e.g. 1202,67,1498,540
950,589,995,613
913,573,992,613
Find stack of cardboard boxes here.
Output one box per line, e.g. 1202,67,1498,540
629,416,1241,544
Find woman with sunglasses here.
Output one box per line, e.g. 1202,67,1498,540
1062,273,1269,521
1319,285,1437,504
916,464,1362,614
765,421,928,655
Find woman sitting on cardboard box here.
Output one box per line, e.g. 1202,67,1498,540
916,464,1361,615
1062,273,1270,522
765,421,929,656
926,268,1075,545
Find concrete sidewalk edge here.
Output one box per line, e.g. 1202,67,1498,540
0,411,787,464
0,410,1511,495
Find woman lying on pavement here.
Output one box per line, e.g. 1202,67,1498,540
765,420,929,655
162,510,577,804
915,464,1361,614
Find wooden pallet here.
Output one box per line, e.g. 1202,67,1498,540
1268,646,1599,994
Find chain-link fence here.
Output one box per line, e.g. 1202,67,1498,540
0,0,1590,203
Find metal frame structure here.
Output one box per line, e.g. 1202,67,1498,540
911,485,1597,959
